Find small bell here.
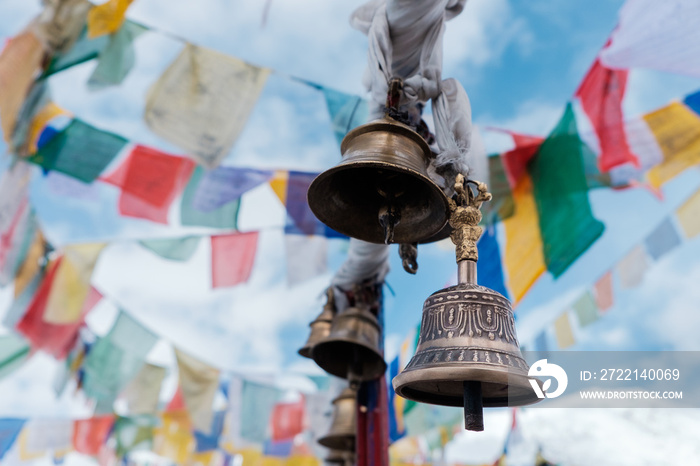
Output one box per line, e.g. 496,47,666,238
392,175,540,432
318,386,357,452
307,79,449,245
299,288,337,359
324,449,355,466
311,292,386,382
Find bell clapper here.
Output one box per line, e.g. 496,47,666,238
399,242,418,274
463,380,485,432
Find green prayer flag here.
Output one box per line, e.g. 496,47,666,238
29,119,128,183
139,236,201,262
82,311,158,410
88,21,148,90
483,154,515,224
581,141,612,189
114,415,155,458
321,87,369,146
573,291,599,327
43,27,110,78
180,167,239,229
0,334,31,381
529,103,605,277
239,380,279,443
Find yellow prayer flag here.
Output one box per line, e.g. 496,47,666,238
27,102,70,154
236,448,263,466
286,456,320,466
270,170,289,205
43,243,105,324
153,411,195,464
553,312,575,349
189,451,216,466
87,0,133,38
676,188,700,239
14,229,45,298
502,177,546,304
0,29,45,143
260,457,286,466
643,102,700,188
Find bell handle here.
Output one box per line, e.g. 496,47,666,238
448,174,492,263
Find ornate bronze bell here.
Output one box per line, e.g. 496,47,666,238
318,387,357,452
311,299,387,382
307,115,450,245
393,175,540,432
299,288,336,359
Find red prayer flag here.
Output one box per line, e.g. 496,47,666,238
73,415,115,456
211,232,259,288
167,386,186,412
16,258,102,359
271,398,305,442
101,145,195,224
593,271,614,312
576,56,639,172
501,132,545,189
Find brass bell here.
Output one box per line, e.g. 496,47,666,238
311,298,386,382
392,175,540,432
299,288,337,359
307,116,450,245
318,387,357,452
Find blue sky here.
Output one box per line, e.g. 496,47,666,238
2,0,700,464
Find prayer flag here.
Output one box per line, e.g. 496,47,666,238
121,363,166,416
0,198,36,287
211,232,259,288
263,439,294,457
284,171,345,238
500,132,544,188
32,0,91,54
10,80,51,156
174,348,220,434
139,236,201,261
643,102,700,188
44,243,105,324
87,0,134,38
617,245,648,289
0,419,25,460
685,90,700,116
194,411,225,452
285,235,327,286
608,117,664,187
270,399,304,442
576,57,637,171
270,170,289,205
144,43,269,168
600,0,700,78
21,420,73,458
82,311,158,409
0,334,31,381
27,102,70,155
676,187,700,239
476,226,509,300
553,312,575,349
303,391,332,455
113,415,155,458
593,271,614,312
88,20,148,90
0,29,44,143
502,176,546,304
16,258,102,359
193,167,272,212
644,217,682,261
43,28,109,77
321,87,369,145
482,154,514,224
29,119,128,183
73,416,114,456
102,144,196,224
529,103,605,277
181,166,240,229
240,380,280,443
573,291,599,327
153,411,195,464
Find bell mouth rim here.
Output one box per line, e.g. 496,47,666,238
340,117,432,157
392,366,541,408
311,338,388,382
